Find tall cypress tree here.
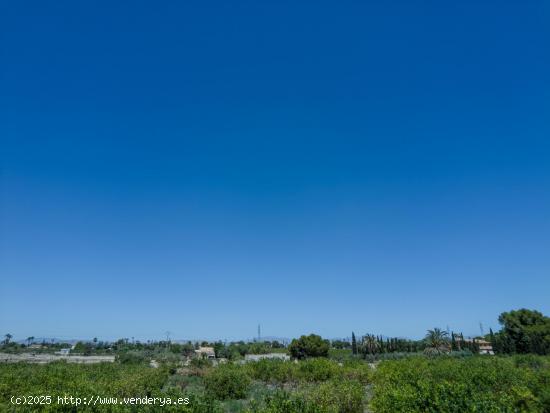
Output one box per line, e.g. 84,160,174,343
451,332,456,351
489,328,497,354
351,332,357,355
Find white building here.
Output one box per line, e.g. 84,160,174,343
244,353,290,362
194,346,216,359
462,338,494,355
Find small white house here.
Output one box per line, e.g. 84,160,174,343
194,346,216,359
477,340,495,355
462,338,494,355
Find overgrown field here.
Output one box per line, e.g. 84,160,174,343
1,355,549,412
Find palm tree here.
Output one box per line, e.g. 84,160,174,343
26,336,34,346
4,333,12,346
424,328,450,355
362,334,380,356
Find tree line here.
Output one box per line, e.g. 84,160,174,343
4,308,549,359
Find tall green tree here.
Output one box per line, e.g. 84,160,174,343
489,328,497,353
451,332,456,351
362,334,380,356
351,332,358,355
424,328,450,355
288,334,329,359
498,309,550,354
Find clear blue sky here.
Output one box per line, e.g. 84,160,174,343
1,1,549,342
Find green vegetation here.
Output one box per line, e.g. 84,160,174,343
2,353,550,412
0,362,172,412
2,308,550,411
288,334,330,360
245,358,370,385
204,364,251,400
493,309,550,355
350,332,358,356
371,356,550,413
423,327,451,355
246,380,365,413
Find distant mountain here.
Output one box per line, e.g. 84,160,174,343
13,336,294,345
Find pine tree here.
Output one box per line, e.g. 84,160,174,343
502,333,515,354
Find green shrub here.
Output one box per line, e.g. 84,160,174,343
341,360,372,384
0,361,168,411
204,364,251,400
245,380,365,413
116,350,148,364
328,348,355,362
246,390,327,413
370,356,547,412
514,354,549,370
308,379,365,413
190,357,212,369
246,357,372,385
245,359,294,383
246,358,349,384
296,358,340,382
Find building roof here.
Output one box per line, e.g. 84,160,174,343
461,338,491,345
195,347,215,356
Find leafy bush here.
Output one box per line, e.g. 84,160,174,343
117,350,148,364
245,358,339,383
245,359,294,383
370,356,548,412
244,391,319,413
307,379,365,413
245,380,365,413
245,357,371,385
328,348,355,362
341,360,372,384
534,368,550,412
0,361,169,411
363,350,473,362
295,358,340,382
514,354,550,370
190,357,212,369
204,364,251,400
